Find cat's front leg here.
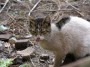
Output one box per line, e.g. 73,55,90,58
54,52,65,67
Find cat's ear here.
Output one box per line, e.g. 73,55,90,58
44,16,51,23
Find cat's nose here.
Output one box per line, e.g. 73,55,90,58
36,35,41,42
36,35,44,42
36,37,40,42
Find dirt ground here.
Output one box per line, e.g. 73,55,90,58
0,0,90,67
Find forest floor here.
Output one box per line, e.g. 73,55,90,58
0,0,90,67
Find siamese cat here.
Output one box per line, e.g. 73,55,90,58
29,16,90,67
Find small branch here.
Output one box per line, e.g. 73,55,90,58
16,0,29,9
63,0,80,11
0,0,9,13
33,9,72,12
30,58,37,67
28,0,41,16
63,0,85,17
6,13,15,21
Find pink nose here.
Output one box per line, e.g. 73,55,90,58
36,37,41,42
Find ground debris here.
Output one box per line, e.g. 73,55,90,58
0,0,90,67
17,47,35,56
39,54,50,63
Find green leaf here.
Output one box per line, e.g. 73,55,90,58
19,63,30,67
0,59,13,67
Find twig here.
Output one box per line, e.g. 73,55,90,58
28,0,41,16
63,0,85,17
0,0,9,13
63,0,80,11
33,9,72,12
16,0,29,9
28,0,32,5
6,13,15,21
30,57,37,67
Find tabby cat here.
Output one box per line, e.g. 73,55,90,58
29,16,90,67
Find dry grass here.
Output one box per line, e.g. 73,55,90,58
0,0,90,41
0,0,90,67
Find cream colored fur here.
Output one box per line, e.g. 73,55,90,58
39,16,90,67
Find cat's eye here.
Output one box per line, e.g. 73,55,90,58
31,29,35,31
42,29,46,31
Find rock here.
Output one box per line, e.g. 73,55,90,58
12,47,35,65
0,34,12,42
9,37,17,45
0,25,9,31
17,47,35,56
15,39,33,50
30,52,36,58
9,37,17,49
24,34,32,39
39,54,50,63
4,42,10,48
12,56,23,65
49,65,54,67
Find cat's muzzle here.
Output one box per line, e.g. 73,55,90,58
36,35,44,42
